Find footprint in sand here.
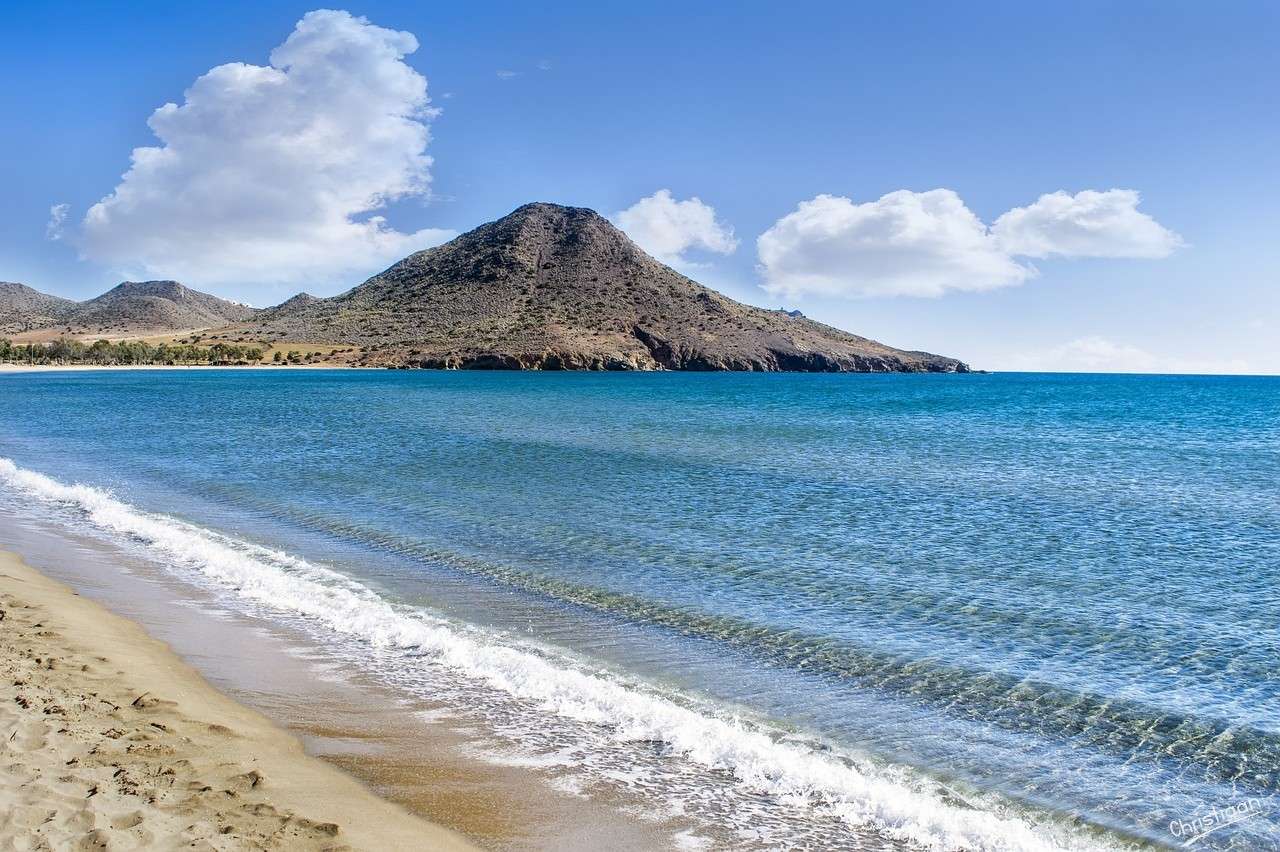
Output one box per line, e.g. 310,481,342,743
11,718,48,751
73,828,109,850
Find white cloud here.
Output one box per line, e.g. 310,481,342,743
45,203,69,241
614,189,739,266
496,69,520,79
992,189,1182,259
79,10,454,289
757,188,1182,299
1007,336,1249,374
757,190,1031,298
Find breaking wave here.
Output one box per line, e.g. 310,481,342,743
0,457,1107,851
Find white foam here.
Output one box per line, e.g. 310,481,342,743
413,707,458,724
466,744,581,770
0,457,1107,851
672,828,715,851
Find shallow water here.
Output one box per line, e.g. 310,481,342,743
1,370,1277,849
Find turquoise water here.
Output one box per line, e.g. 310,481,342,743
1,370,1277,849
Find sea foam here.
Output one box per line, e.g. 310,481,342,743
0,457,1105,851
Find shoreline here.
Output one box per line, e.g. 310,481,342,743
0,362,350,372
0,549,475,850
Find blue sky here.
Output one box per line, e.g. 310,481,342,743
3,1,1277,372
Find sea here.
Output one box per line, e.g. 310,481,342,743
1,369,1276,850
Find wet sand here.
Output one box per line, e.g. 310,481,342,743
0,514,674,851
0,550,475,850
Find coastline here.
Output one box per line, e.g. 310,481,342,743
0,549,475,851
0,363,349,372
7,371,1260,849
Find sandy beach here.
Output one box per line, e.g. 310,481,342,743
0,363,347,372
0,550,474,851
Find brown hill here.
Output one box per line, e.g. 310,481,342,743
246,203,968,372
0,282,76,334
255,292,319,321
65,281,256,335
2,280,257,338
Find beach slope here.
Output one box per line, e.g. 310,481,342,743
0,550,474,851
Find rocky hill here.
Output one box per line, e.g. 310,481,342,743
2,280,256,338
65,281,256,334
245,203,968,372
3,205,970,371
0,282,76,334
254,292,319,322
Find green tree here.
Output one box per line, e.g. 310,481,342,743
88,339,113,364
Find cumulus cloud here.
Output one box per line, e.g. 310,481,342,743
46,203,69,241
1008,336,1249,374
79,9,454,289
757,190,1031,298
992,189,1182,258
758,188,1181,299
614,190,739,266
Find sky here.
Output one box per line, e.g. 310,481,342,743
3,1,1277,373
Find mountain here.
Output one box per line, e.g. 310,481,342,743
64,280,256,334
246,203,969,372
3,204,970,371
254,292,319,321
2,280,257,338
0,282,76,334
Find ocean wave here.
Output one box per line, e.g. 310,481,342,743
218,494,1280,790
0,456,1107,851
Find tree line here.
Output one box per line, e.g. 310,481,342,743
0,338,266,366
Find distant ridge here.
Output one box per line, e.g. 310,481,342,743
255,292,319,321
1,282,76,334
0,280,256,337
243,203,969,372
3,204,969,371
66,281,256,334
